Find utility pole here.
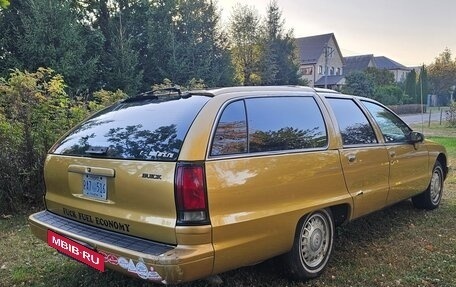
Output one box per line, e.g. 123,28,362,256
450,85,455,103
324,45,335,89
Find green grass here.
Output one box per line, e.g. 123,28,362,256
2,197,456,287
1,126,455,287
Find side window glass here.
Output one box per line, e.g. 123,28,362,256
245,97,327,153
327,98,378,145
211,100,247,156
362,101,411,143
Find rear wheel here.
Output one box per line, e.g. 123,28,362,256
285,209,334,280
412,161,444,210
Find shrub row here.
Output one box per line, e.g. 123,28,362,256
388,104,426,115
0,68,126,213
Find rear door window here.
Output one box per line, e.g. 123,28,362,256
211,97,327,156
327,98,378,146
246,97,327,152
52,96,210,161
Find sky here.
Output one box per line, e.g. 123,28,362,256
217,0,456,67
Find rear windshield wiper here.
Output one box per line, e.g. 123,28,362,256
85,146,109,155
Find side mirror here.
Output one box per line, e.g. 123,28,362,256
408,131,424,144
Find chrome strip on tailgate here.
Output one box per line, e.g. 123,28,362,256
32,211,174,255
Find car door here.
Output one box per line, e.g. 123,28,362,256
206,96,350,275
326,98,390,219
361,101,430,204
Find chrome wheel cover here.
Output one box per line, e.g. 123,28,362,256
299,213,331,269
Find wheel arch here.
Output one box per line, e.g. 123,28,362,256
329,204,351,226
436,153,448,180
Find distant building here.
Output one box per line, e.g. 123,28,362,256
295,33,411,88
295,33,345,89
343,55,410,83
343,54,376,75
373,56,410,82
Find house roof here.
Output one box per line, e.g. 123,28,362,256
314,75,345,86
374,56,409,71
343,54,374,74
295,33,344,65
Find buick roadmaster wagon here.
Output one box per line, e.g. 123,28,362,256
29,86,448,284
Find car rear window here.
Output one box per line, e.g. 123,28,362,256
52,95,210,161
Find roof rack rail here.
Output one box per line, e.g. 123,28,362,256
122,86,186,104
139,85,182,97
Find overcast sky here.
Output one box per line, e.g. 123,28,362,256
217,0,456,67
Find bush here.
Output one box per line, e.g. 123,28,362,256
0,68,127,212
373,85,406,105
388,104,426,115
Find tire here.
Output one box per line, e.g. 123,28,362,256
412,161,444,210
285,209,334,280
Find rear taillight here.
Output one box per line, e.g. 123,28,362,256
175,163,209,225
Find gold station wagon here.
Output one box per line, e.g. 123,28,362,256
29,86,448,284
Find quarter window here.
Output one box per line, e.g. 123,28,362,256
327,98,378,145
362,101,411,143
211,101,248,156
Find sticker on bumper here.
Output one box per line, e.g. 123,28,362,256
47,230,105,272
99,251,162,282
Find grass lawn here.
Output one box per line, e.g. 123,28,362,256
1,126,455,287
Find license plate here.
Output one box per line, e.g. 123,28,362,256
47,230,105,272
83,174,107,200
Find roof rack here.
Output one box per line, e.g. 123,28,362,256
122,86,186,103
146,86,182,97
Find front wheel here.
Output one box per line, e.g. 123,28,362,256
412,161,444,210
285,209,334,280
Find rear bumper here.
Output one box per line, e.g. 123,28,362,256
29,211,214,284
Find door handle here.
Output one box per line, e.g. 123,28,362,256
347,154,356,163
389,151,396,157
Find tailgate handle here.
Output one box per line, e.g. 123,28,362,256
68,165,115,177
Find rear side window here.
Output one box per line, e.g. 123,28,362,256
211,100,248,156
327,98,378,146
52,96,210,161
211,96,327,156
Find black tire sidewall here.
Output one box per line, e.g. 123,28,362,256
426,162,444,208
288,209,334,279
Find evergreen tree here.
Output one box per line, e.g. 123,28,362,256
229,4,262,85
105,17,143,96
17,0,99,95
342,72,375,98
145,0,176,85
0,0,30,76
404,69,417,102
365,67,395,86
146,0,232,87
416,65,429,104
260,1,299,85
